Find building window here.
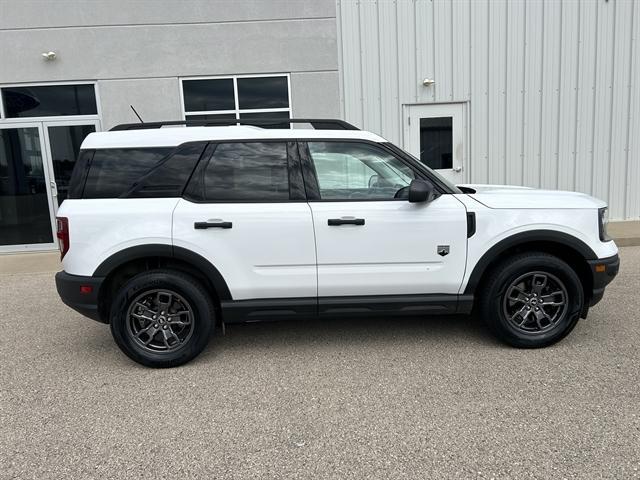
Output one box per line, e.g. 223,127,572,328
1,84,98,118
181,75,290,129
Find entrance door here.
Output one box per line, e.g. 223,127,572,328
405,103,466,184
42,120,98,208
0,123,57,251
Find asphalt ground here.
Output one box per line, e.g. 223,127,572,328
1,247,638,479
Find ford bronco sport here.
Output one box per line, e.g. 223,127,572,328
55,118,619,367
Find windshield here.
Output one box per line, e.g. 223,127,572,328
382,143,463,194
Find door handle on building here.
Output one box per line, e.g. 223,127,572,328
452,166,462,172
50,181,58,197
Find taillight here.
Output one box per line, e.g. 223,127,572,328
56,217,69,259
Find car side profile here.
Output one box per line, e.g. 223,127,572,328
55,118,619,367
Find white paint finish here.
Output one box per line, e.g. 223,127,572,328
337,0,640,220
454,194,618,293
172,200,317,300
0,0,336,29
405,102,466,184
309,195,468,297
81,126,386,150
58,198,179,275
460,184,607,210
98,78,182,131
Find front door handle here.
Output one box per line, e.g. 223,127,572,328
194,221,232,229
328,218,365,226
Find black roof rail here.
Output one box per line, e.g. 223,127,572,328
110,118,359,131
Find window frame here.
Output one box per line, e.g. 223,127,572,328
0,81,102,123
179,73,292,126
298,139,446,202
182,139,306,204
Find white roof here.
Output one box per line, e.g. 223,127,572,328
81,125,386,149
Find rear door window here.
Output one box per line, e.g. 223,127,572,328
186,142,291,202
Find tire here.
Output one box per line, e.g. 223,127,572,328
109,269,215,367
478,252,584,348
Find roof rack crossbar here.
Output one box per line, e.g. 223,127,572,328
110,118,359,131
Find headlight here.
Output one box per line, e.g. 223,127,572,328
598,207,610,242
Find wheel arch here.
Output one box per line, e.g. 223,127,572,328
464,230,596,302
94,244,232,320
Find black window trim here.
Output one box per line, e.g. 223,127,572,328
182,139,307,204
297,139,452,203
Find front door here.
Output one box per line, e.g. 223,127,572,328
302,140,468,299
0,123,57,251
405,103,466,184
0,120,98,252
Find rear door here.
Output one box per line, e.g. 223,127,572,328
172,141,317,303
301,140,468,299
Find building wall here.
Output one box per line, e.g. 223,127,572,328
337,0,640,220
0,0,340,128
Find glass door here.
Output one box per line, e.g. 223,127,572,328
404,103,466,184
43,120,99,209
0,123,57,251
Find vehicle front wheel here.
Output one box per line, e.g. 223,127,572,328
479,252,584,348
109,270,215,367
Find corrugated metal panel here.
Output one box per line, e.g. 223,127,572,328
337,0,640,220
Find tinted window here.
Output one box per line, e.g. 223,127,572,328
308,142,415,200
419,117,452,169
128,143,206,198
237,76,288,109
2,85,97,118
47,124,96,204
182,79,235,112
196,142,289,201
83,148,173,198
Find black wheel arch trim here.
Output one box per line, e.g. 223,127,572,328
93,244,232,301
464,230,598,294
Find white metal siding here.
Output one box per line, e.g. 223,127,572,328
337,0,639,220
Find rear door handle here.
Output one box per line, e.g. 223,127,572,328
328,218,365,226
194,221,233,229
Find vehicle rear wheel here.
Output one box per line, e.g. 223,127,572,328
109,269,214,367
479,252,584,348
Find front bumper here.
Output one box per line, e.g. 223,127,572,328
587,254,620,307
55,271,106,323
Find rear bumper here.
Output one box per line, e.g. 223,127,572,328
55,271,106,323
587,254,620,307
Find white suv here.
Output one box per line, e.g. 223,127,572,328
55,118,619,367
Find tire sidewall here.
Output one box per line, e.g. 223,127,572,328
485,255,584,347
110,271,213,367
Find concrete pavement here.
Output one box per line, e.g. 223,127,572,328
0,248,638,479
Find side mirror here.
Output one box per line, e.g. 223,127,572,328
408,179,435,203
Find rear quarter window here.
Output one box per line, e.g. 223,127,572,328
82,148,173,198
